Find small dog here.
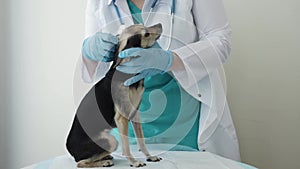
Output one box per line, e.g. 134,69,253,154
66,24,163,168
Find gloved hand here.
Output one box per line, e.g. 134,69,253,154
116,47,174,74
116,43,174,86
82,32,119,62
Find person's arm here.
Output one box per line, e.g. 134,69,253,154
117,0,231,87
81,0,109,83
81,0,99,82
171,0,231,86
169,52,185,71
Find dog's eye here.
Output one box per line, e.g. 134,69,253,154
144,32,150,37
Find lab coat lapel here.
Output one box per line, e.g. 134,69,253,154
114,0,134,26
142,0,154,14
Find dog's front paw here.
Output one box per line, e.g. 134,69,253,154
77,159,114,168
146,156,162,162
100,160,114,167
130,161,146,167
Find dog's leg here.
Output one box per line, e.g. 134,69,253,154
77,130,118,168
115,112,146,167
77,152,114,168
131,113,162,162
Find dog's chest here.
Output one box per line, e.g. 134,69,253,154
109,70,144,121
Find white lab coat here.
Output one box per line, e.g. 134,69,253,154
80,0,241,161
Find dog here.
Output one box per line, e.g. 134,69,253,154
66,24,163,168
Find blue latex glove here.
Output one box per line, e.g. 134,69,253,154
82,32,118,62
116,47,174,74
116,44,174,86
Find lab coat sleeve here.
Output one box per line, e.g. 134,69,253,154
81,0,105,83
172,0,232,90
84,0,101,38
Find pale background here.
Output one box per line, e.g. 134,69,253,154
0,0,299,169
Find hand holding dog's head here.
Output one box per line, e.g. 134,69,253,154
113,24,162,68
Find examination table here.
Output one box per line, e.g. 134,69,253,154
22,144,258,169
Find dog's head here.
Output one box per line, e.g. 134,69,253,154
118,23,162,52
112,24,162,67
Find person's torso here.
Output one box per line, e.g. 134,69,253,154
95,0,198,50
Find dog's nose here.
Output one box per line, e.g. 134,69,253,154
149,23,162,27
149,23,163,33
155,23,162,29
154,23,162,33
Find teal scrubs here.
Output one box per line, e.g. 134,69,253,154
111,0,201,151
127,0,144,24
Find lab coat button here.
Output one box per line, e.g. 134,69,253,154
198,94,202,97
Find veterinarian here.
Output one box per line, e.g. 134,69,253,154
80,0,240,161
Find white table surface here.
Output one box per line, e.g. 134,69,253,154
22,144,258,169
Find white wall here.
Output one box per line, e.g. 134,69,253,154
224,0,300,169
1,0,300,169
3,0,86,168
0,0,10,168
